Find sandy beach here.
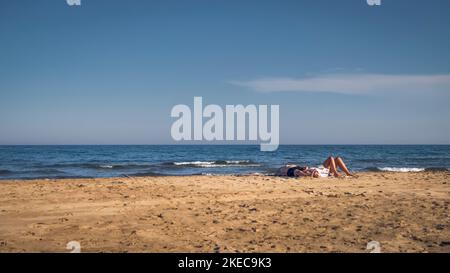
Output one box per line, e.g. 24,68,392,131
0,172,448,253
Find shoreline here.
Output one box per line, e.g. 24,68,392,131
0,172,449,253
1,169,449,181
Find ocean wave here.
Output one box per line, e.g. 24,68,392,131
131,171,166,177
0,169,13,175
170,160,260,168
377,167,426,172
0,168,73,180
26,169,69,175
96,164,154,170
425,167,450,172
363,167,450,173
40,163,152,170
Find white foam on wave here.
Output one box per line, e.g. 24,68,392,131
173,160,258,168
378,167,425,173
174,161,214,166
99,165,114,169
225,160,251,164
198,164,230,168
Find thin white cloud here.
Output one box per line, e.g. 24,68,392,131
230,74,450,95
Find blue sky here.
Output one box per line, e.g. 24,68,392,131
0,0,449,144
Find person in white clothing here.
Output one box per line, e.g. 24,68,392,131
277,156,355,178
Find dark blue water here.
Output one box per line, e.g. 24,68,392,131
0,145,449,179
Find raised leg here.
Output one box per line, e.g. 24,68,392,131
324,156,341,177
334,156,353,176
323,157,331,168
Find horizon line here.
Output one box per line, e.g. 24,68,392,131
1,144,450,146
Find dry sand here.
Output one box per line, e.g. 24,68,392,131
0,172,449,253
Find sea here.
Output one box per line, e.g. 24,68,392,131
0,145,449,179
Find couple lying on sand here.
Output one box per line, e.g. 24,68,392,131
277,156,355,178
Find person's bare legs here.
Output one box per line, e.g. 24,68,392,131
324,156,341,177
334,156,354,176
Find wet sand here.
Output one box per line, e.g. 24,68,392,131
0,172,449,253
